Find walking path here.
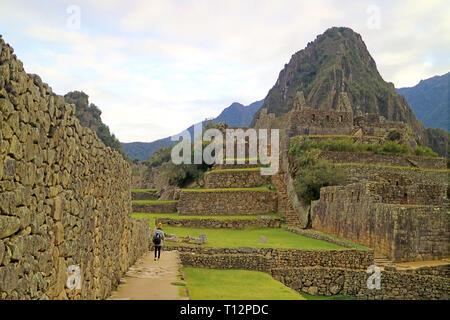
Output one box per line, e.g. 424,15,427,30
108,250,185,300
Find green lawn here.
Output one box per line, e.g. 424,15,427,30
183,267,305,300
131,188,157,193
153,225,346,250
288,227,370,250
132,199,179,204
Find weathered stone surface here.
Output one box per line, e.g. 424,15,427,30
0,215,20,239
0,36,150,300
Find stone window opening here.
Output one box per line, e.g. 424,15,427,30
326,115,330,122
396,181,399,186
339,115,343,122
312,114,316,121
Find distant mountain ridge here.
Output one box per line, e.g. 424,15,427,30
122,99,264,161
396,72,449,131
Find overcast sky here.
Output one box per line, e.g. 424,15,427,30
0,0,448,142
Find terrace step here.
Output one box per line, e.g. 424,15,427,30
271,173,304,228
131,189,158,201
204,168,270,189
132,200,178,213
177,188,277,215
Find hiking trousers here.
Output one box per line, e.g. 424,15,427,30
154,246,161,259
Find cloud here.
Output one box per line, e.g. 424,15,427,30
0,0,448,142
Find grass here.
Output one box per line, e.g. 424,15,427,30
298,292,357,300
181,186,276,192
336,162,450,173
289,227,370,250
151,226,348,250
206,167,262,174
132,199,179,204
131,188,157,193
183,267,305,300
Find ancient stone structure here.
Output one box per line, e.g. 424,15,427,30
272,266,448,300
132,201,178,213
204,169,270,189
0,36,149,300
311,183,448,262
178,189,277,215
156,216,282,229
167,245,373,270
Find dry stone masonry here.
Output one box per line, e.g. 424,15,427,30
0,36,149,300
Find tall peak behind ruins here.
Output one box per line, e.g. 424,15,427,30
250,27,425,142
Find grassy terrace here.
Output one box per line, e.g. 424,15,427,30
183,267,304,300
181,186,276,192
132,199,178,204
289,227,370,250
131,188,157,193
336,162,450,172
156,226,346,250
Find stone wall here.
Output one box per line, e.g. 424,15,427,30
319,151,446,169
156,217,282,229
311,184,449,262
204,169,270,188
272,267,448,300
177,190,278,215
340,164,449,186
132,202,178,213
131,190,158,201
0,36,149,300
168,245,373,270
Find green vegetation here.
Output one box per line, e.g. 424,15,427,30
64,91,129,161
424,127,449,160
145,147,172,169
414,145,438,157
387,129,402,141
149,226,348,250
181,186,276,192
290,137,413,156
132,199,178,205
289,138,347,205
183,267,305,300
290,227,370,250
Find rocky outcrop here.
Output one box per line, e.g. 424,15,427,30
0,35,149,300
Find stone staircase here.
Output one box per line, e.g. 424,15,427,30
271,172,304,227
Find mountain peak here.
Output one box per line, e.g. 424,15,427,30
250,26,424,141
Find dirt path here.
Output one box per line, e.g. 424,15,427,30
108,250,185,300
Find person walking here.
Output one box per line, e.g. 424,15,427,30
153,223,165,261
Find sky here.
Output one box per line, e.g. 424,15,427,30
0,0,449,142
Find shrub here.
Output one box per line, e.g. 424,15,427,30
294,159,347,205
414,146,438,158
387,130,402,141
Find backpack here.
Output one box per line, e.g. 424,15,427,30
153,232,162,245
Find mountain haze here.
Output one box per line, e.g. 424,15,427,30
397,72,449,131
122,100,263,161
